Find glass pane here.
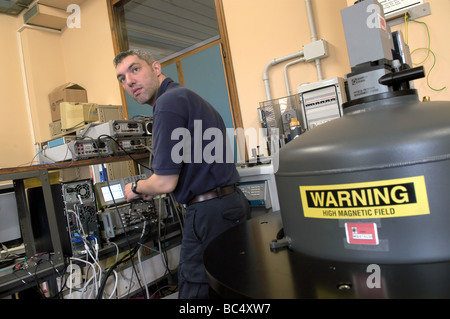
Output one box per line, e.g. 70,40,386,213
124,0,219,61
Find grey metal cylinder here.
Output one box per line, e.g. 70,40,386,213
275,93,450,264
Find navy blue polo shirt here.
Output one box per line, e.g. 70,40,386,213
151,78,239,204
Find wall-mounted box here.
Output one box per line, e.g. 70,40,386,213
23,1,86,30
23,3,68,30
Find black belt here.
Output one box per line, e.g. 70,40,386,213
188,185,236,206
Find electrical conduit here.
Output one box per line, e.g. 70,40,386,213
263,0,324,101
305,0,323,81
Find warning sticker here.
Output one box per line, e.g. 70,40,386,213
299,176,430,219
345,223,379,245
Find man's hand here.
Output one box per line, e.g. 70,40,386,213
123,174,179,202
124,182,141,202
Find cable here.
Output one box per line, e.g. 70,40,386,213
90,133,162,299
69,257,97,299
108,241,120,262
96,134,153,172
405,17,446,92
108,270,119,299
405,13,409,45
11,252,67,299
28,144,75,168
67,261,74,298
96,218,152,299
98,241,120,299
156,197,175,279
169,193,185,235
68,199,104,299
79,135,147,299
137,241,150,299
90,134,149,298
407,17,430,64
150,284,177,299
1,243,22,260
72,132,180,299
410,47,446,92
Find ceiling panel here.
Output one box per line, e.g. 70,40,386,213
124,0,219,61
0,0,33,16
37,0,85,10
0,0,85,16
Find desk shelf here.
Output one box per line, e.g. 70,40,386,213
0,152,150,175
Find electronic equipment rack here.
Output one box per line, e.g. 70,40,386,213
0,152,158,298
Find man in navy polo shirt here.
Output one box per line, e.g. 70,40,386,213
114,49,250,299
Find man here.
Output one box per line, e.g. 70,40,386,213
114,49,250,299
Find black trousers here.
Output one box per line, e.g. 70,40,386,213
177,187,250,299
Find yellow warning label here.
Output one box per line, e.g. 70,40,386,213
299,176,430,219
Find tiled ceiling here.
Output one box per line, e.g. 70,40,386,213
0,0,218,61
123,0,219,61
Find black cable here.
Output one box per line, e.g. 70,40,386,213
97,134,153,172
76,132,180,299
92,134,153,298
96,221,152,299
157,196,177,279
11,253,68,299
77,135,146,299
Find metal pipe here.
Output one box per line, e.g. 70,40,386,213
305,0,318,41
262,0,325,101
263,51,304,101
305,0,323,81
284,57,306,97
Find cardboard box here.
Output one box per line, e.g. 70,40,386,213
60,102,98,130
49,83,88,122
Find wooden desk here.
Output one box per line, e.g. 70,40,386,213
0,152,150,175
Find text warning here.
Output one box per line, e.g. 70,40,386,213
299,176,430,219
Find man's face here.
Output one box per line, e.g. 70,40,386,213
116,55,161,105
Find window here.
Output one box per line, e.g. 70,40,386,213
107,0,244,135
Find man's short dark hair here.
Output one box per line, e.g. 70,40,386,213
113,49,156,68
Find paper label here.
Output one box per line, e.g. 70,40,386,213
345,223,379,245
299,176,430,219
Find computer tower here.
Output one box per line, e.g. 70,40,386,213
27,179,101,257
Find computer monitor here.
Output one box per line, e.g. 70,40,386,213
94,175,148,209
101,183,125,203
0,187,22,249
96,182,127,208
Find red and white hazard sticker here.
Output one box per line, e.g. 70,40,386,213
345,223,379,245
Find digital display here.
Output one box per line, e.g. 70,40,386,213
101,184,125,202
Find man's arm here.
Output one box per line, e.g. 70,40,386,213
124,173,179,202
